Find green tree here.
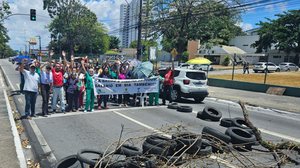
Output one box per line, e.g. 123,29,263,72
44,0,109,57
109,36,120,49
252,10,300,64
0,1,14,58
150,0,243,57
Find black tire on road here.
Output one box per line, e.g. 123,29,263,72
177,106,193,113
145,135,177,149
115,144,142,157
142,141,171,156
55,155,81,168
202,107,222,121
196,111,205,119
77,149,106,167
172,132,202,155
225,127,256,145
231,117,249,129
220,118,233,127
167,102,178,109
202,126,231,144
194,97,205,103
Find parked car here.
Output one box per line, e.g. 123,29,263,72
279,62,299,71
159,68,208,103
179,63,213,71
253,62,280,73
8,56,15,62
11,55,30,64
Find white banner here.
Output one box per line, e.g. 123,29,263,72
93,77,159,95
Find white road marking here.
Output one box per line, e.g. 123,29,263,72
113,110,237,168
259,128,300,143
3,90,27,168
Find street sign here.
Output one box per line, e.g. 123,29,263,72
171,48,178,57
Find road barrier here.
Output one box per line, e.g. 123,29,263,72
208,78,300,98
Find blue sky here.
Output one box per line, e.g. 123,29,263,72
4,0,300,50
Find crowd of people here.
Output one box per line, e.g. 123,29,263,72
17,51,174,119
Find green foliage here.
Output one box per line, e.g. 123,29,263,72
0,1,14,58
151,0,243,54
109,36,120,49
182,51,189,62
252,10,300,64
44,0,109,57
222,55,230,66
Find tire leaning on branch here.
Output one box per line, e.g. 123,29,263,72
171,132,202,155
77,149,107,167
225,127,256,145
115,144,142,157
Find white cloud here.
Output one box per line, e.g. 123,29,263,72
264,2,288,13
236,22,253,31
5,0,127,50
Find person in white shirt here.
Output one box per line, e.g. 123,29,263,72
19,60,40,118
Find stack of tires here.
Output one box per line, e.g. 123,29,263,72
220,117,257,151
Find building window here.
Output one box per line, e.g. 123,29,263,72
243,44,249,46
273,56,282,59
211,50,214,54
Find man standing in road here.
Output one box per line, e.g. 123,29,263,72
243,61,250,74
19,59,40,119
51,51,67,113
162,59,175,105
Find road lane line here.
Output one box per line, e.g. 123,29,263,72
259,128,300,143
113,111,237,168
192,110,300,143
3,90,27,168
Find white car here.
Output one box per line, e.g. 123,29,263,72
179,63,213,71
253,62,280,73
279,62,299,71
159,68,208,103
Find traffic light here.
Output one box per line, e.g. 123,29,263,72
30,9,36,21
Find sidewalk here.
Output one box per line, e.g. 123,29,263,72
208,86,300,113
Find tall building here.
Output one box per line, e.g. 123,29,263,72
120,0,153,48
120,4,130,48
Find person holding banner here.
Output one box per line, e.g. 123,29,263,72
149,70,163,106
81,59,95,112
118,65,129,107
97,65,111,109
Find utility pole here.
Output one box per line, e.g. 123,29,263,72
136,0,143,60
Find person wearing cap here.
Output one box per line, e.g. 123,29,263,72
19,59,40,118
40,63,53,117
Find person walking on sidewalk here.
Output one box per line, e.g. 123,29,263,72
19,60,40,118
51,51,67,113
40,63,53,117
81,59,95,112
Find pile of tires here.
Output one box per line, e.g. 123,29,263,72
167,103,193,113
220,117,257,150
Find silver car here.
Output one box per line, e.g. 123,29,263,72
279,62,299,71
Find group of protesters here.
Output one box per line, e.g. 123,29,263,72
17,51,174,119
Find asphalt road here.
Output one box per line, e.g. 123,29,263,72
1,59,300,167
